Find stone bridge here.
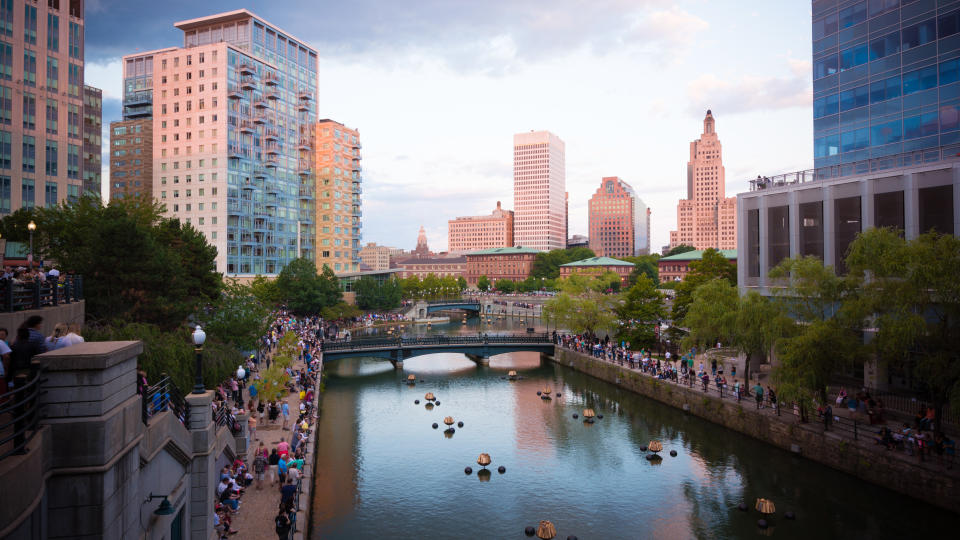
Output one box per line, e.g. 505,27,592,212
404,300,483,320
319,332,555,367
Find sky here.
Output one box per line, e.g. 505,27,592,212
84,0,815,254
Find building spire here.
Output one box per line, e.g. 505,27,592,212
704,109,715,135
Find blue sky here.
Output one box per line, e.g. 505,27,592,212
85,0,814,253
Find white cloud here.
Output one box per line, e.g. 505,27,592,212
686,65,811,116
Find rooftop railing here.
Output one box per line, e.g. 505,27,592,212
748,147,960,192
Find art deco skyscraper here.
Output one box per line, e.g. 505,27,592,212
513,130,566,251
669,110,737,250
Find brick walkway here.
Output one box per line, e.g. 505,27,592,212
229,354,311,540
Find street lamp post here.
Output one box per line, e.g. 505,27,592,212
27,220,36,269
192,325,207,394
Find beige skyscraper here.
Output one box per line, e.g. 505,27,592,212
670,110,737,250
513,130,565,251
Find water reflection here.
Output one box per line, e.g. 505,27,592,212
312,346,954,540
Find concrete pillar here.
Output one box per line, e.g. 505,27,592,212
823,184,836,269
861,175,875,231
185,390,217,540
758,195,769,291
904,172,918,240
953,166,960,235
788,189,800,259
35,341,145,540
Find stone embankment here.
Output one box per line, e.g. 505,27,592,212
551,347,959,514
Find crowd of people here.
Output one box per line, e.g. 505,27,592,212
209,311,322,539
0,265,63,284
0,315,85,398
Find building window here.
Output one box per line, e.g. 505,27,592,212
23,3,37,44
834,196,861,274
874,191,904,235
0,85,9,125
44,181,56,207
799,201,823,260
68,63,80,97
67,144,79,179
47,13,58,51
45,98,57,134
747,209,760,278
919,185,954,235
44,139,57,176
0,174,8,213
67,104,79,137
46,56,58,92
23,50,36,87
22,135,35,173
68,21,81,60
767,206,789,271
21,178,35,208
0,42,11,80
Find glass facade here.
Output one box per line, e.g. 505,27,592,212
813,0,960,166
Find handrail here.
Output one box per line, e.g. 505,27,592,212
0,275,83,312
319,332,552,352
141,374,190,428
0,364,45,461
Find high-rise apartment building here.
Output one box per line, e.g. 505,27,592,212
314,118,361,273
109,118,152,199
1,0,87,214
82,84,101,197
139,10,318,275
448,201,514,253
669,110,737,250
513,130,566,251
812,1,960,167
588,176,650,258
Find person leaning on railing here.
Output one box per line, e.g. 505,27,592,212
9,316,46,379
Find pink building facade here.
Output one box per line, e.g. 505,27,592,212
669,110,737,251
448,200,514,254
588,176,650,258
513,131,566,251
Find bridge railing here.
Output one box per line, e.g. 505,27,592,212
423,299,479,305
320,333,552,352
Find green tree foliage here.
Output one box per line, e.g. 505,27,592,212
622,254,660,286
85,322,242,393
274,259,342,315
681,279,738,350
728,291,794,384
614,274,665,349
544,274,617,336
401,275,422,297
254,333,299,402
495,279,516,293
354,276,403,310
666,244,697,257
199,281,271,352
476,275,491,291
768,255,862,408
457,276,468,291
846,229,960,435
671,248,737,323
0,195,221,329
530,247,596,279
321,302,362,321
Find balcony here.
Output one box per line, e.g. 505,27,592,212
227,144,244,159
298,167,312,177
265,144,280,155
265,185,279,195
264,72,279,86
297,101,310,112
239,120,255,133
238,63,256,75
298,90,313,101
252,114,266,125
297,138,311,151
351,160,362,172
240,75,256,90
227,85,243,100
241,178,255,190
299,187,314,199
264,128,280,141
253,166,268,179
352,207,362,217
265,199,278,208
254,98,269,109
265,89,278,101
265,156,279,168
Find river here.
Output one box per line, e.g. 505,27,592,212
309,317,951,539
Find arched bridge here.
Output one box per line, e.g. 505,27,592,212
319,333,555,367
405,300,483,319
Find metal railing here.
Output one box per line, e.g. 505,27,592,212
828,384,958,426
748,147,960,192
0,275,83,312
141,374,190,428
320,332,553,352
0,364,44,461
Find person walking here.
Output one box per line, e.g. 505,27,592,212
281,400,290,430
274,508,291,539
268,448,280,486
253,450,267,490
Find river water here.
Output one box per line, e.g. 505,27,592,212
310,318,951,539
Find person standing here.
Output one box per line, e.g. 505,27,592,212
10,316,47,377
281,400,290,430
248,413,257,442
274,508,291,539
753,382,764,409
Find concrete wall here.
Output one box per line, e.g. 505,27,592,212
551,347,959,514
0,340,237,540
0,300,85,337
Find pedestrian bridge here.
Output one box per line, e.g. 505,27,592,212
319,333,555,367
405,300,483,319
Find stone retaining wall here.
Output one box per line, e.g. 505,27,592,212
295,363,323,540
551,347,959,514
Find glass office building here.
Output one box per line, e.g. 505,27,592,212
813,0,960,167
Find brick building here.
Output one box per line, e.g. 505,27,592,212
559,256,634,284
465,246,539,286
448,201,513,253
658,249,736,282
396,256,466,280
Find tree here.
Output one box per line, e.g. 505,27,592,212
727,291,794,384
322,302,362,321
681,279,738,351
671,248,737,323
846,229,960,435
494,279,516,293
615,274,665,349
544,275,617,336
249,275,280,305
530,247,596,279
401,275,422,298
457,276,468,291
477,275,491,292
356,276,403,310
768,255,863,408
274,258,341,315
199,281,271,352
623,254,660,287
666,244,697,257
1,194,222,329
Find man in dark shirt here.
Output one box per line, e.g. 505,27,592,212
280,477,297,508
10,316,46,375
